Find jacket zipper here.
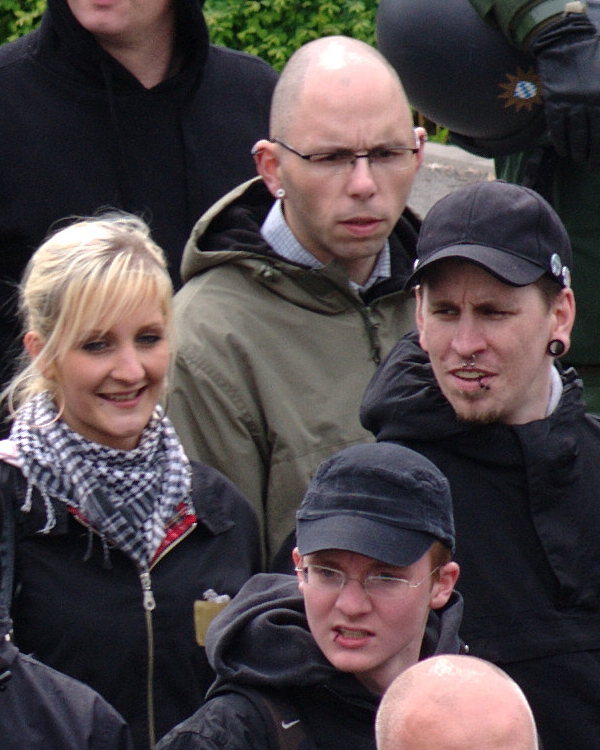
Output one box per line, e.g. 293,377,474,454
356,288,412,365
139,569,157,749
72,513,197,750
358,304,382,365
141,521,196,749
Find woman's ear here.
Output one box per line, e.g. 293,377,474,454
252,139,284,198
24,330,44,359
23,331,54,379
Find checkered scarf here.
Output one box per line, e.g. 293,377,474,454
11,392,192,568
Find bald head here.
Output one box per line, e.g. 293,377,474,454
270,35,409,139
376,655,539,750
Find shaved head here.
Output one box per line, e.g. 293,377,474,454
251,33,423,285
376,655,539,750
270,36,408,139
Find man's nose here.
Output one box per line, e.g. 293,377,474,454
452,315,486,357
335,577,373,614
346,155,377,196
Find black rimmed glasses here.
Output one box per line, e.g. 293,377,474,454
272,131,420,174
295,563,440,600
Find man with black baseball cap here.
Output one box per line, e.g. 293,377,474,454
156,441,462,750
409,179,572,290
361,180,600,750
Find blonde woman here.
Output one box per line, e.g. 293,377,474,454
0,213,260,750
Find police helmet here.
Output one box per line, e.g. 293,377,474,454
376,0,547,157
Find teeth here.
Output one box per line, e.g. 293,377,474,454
457,371,484,380
338,628,369,638
104,391,139,402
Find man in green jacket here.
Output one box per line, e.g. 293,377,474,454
168,35,426,566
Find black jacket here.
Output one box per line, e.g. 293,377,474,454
361,330,600,661
0,0,277,385
155,573,464,750
1,459,261,750
0,605,133,750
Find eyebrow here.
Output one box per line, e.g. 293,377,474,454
311,140,414,152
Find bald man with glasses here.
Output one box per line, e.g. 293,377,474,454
168,36,426,567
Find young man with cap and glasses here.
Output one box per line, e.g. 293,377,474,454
155,441,462,750
167,35,426,567
361,179,600,750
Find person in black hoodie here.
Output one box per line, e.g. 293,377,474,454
361,180,600,750
156,441,463,750
0,0,277,401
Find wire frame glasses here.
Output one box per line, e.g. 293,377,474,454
295,563,440,599
272,131,420,174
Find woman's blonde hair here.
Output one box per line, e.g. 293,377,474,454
2,212,173,416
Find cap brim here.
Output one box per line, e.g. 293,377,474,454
296,515,439,567
405,244,546,289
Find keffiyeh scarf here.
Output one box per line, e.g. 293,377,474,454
11,392,193,568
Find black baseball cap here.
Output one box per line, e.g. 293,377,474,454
296,442,455,567
406,180,572,289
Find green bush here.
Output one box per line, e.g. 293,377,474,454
204,0,377,71
0,0,44,44
0,0,377,53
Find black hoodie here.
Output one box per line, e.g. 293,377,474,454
0,0,277,386
156,573,464,750
361,331,600,662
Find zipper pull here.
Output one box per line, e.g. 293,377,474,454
139,570,156,612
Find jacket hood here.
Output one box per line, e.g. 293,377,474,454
180,178,419,293
204,573,464,696
41,0,208,90
205,574,337,693
361,330,465,442
181,178,274,281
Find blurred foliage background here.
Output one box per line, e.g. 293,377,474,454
0,0,44,42
204,0,376,71
0,0,377,54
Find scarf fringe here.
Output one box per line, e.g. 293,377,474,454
11,393,193,567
